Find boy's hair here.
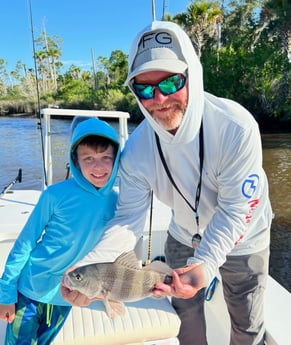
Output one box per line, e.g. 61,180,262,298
79,135,118,155
72,135,118,164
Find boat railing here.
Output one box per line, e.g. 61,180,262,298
40,108,130,189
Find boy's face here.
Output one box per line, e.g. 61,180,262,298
76,144,115,188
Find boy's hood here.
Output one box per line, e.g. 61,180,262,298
126,20,204,145
69,117,120,195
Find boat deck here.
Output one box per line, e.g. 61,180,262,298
1,190,290,344
0,108,290,344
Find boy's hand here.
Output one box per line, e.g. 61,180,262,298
0,303,15,323
61,282,92,306
61,269,103,307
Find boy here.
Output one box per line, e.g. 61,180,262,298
0,117,120,344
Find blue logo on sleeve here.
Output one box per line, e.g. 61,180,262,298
241,174,259,199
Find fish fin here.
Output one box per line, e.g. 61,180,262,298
108,300,126,317
143,260,173,276
103,299,115,319
114,250,140,269
103,293,125,319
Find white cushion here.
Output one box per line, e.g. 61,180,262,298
53,297,180,345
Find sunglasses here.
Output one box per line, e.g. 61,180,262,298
131,73,187,100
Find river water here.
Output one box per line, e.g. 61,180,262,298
0,116,290,291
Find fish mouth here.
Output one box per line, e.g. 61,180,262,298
63,274,73,289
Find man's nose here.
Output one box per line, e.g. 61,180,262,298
153,87,168,102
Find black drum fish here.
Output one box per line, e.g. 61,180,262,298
64,250,173,318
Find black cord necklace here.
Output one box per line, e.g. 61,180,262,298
155,121,204,249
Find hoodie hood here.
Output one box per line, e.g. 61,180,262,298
69,117,120,195
125,21,204,145
125,21,204,144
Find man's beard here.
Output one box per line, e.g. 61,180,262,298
150,103,186,133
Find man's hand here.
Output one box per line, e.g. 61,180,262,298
0,303,15,323
153,263,207,299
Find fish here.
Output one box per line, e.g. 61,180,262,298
64,250,173,318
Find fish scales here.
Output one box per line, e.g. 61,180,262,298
109,262,164,301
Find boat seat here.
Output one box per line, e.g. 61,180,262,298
0,298,180,345
52,297,181,345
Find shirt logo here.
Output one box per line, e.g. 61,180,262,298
241,174,259,199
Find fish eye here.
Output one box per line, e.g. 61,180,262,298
75,273,83,281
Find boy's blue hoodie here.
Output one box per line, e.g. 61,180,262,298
0,118,120,306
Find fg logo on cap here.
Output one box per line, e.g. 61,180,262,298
139,31,172,50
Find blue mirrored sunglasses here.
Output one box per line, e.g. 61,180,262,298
132,73,186,100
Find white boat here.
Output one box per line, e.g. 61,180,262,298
0,108,290,345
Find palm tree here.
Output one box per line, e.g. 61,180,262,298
47,47,61,90
35,28,63,93
173,0,223,58
34,50,48,93
0,59,8,96
68,65,81,80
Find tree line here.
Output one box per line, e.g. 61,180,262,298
0,0,290,130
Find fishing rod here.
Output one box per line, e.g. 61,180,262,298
152,0,156,21
28,0,48,187
146,190,154,265
151,0,168,21
0,169,22,195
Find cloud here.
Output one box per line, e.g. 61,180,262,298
61,60,92,68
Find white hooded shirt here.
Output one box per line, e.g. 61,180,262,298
77,21,272,284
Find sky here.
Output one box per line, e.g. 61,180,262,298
0,0,191,73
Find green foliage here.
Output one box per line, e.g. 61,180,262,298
115,92,143,122
0,1,290,127
95,88,124,110
56,79,94,109
97,50,128,89
201,0,290,123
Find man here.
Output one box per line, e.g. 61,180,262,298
62,21,272,345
